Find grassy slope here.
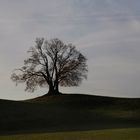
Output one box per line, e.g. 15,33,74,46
0,128,140,140
0,94,140,134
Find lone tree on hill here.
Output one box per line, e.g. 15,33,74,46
11,38,88,96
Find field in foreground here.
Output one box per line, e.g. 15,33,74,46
0,128,140,140
0,94,140,134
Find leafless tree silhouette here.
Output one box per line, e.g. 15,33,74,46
11,38,88,96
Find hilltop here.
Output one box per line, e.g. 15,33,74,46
0,94,140,134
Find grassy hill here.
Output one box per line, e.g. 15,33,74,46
0,94,140,135
1,128,140,140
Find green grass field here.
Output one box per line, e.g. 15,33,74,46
0,128,140,140
0,94,140,138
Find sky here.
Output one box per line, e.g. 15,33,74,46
0,0,140,100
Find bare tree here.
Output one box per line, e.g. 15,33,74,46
11,38,88,96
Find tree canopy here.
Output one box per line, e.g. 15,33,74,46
11,38,88,95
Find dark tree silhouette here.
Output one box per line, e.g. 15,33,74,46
11,38,88,96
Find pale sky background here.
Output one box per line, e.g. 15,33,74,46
0,0,140,100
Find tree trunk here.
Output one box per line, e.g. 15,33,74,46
54,80,59,93
47,85,55,96
47,81,60,96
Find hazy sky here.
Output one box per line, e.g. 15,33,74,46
0,0,140,100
